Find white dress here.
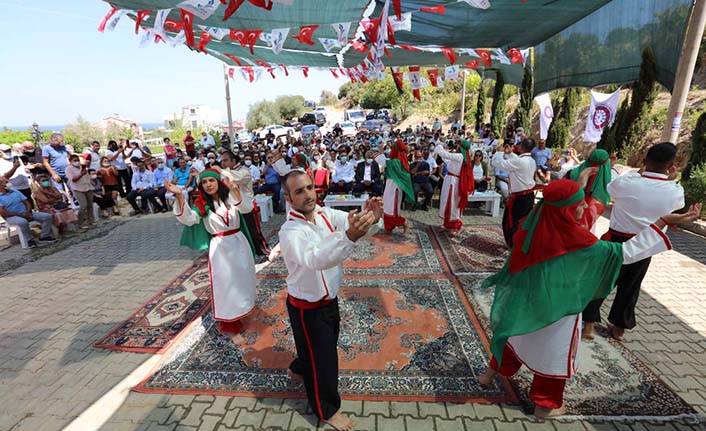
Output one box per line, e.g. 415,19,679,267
375,154,404,227
173,194,256,321
434,144,464,227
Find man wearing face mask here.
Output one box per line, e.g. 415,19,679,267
152,160,173,212
1,144,34,207
65,154,96,227
329,150,355,194
42,133,70,189
127,160,162,215
353,150,382,197
0,176,56,248
172,158,196,203
21,141,46,176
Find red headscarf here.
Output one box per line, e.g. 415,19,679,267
508,179,598,273
390,139,410,172
457,140,474,213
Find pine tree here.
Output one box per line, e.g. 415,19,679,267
621,48,658,160
490,72,507,135
516,66,534,133
475,80,486,133
545,88,581,148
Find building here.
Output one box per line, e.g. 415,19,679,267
96,114,144,138
163,105,221,130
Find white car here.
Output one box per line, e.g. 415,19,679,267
258,124,295,139
314,106,327,118
339,121,357,137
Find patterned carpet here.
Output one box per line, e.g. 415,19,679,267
458,274,699,420
93,254,211,353
431,225,509,275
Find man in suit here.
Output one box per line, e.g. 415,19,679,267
353,150,383,197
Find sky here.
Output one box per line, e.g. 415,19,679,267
0,1,344,128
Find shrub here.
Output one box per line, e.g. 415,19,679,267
682,163,706,218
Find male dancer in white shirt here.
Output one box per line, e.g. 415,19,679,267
583,142,685,340
491,140,537,246
279,170,383,431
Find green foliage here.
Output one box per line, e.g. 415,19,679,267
360,76,398,110
0,128,35,145
475,80,487,132
684,111,706,181
338,82,364,108
319,90,337,106
274,95,306,120
598,94,629,154
546,88,581,148
60,116,133,152
246,100,280,130
681,163,706,218
490,73,507,135
516,66,534,132
621,48,659,162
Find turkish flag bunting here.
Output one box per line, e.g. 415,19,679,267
292,25,319,45
229,29,263,54
391,67,404,95
507,48,524,64
393,0,402,19
243,66,255,83
301,66,309,78
164,19,183,32
227,67,235,79
196,31,213,53
352,39,369,52
223,0,273,21
180,9,195,47
360,19,380,44
98,7,118,32
427,68,440,87
420,5,446,14
476,49,492,66
280,64,289,76
135,10,150,34
441,47,457,65
465,60,480,69
330,69,339,78
224,54,243,66
398,44,420,51
385,20,396,45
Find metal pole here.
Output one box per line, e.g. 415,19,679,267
223,64,234,142
460,70,468,128
661,0,706,143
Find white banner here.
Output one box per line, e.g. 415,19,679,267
332,22,351,45
319,38,341,53
269,28,290,55
169,30,186,47
177,0,219,20
199,25,229,40
534,93,553,140
445,65,459,81
390,12,412,32
584,89,621,143
409,69,421,89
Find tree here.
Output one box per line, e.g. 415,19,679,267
61,116,105,152
274,95,306,120
319,90,337,106
545,88,581,148
246,101,280,130
338,82,364,108
621,48,659,161
490,73,506,135
360,75,399,110
474,80,487,132
516,66,534,133
684,111,706,181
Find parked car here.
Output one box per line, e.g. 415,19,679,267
258,124,294,139
344,109,366,127
304,99,316,108
314,106,327,118
284,120,303,131
235,130,252,144
301,124,321,140
300,112,326,127
337,121,357,137
359,119,390,134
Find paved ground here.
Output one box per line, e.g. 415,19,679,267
1,207,705,431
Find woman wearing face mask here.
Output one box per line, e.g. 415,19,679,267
65,154,95,228
97,156,121,215
89,169,117,218
32,173,78,233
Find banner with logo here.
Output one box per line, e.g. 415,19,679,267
584,89,621,143
534,93,553,140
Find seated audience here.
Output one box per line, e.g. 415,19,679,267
329,150,355,194
472,151,492,192
353,150,383,197
89,169,116,218
96,156,120,215
409,150,434,211
126,160,162,215
531,140,552,184
32,173,78,232
152,160,173,211
0,176,56,248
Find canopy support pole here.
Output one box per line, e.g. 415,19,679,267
460,70,468,129
223,64,234,142
661,0,706,143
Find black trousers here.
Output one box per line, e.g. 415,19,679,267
126,188,161,212
287,297,341,420
352,181,383,197
328,181,353,194
583,230,651,329
117,168,132,196
413,181,433,207
502,192,534,247
242,211,269,256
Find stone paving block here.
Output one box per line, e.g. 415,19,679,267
350,414,377,431
418,401,448,419
474,403,505,421
145,407,177,425
221,408,240,428
494,419,526,431
196,395,216,403
167,405,188,424
147,423,178,431
463,418,496,430
377,415,405,431
390,401,419,418
228,397,259,410
340,400,363,416
256,398,285,411
198,414,222,431
280,398,310,414
363,401,390,417
446,402,477,420
206,397,231,416
168,395,196,407
288,411,318,430
522,421,558,431
406,416,436,431
435,416,466,431
181,403,212,427
500,404,527,422
233,408,266,428
261,410,292,430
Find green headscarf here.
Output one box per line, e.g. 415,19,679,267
569,149,611,205
459,139,471,164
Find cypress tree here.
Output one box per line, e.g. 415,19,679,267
475,80,487,133
546,88,581,148
621,47,658,159
516,66,534,133
490,72,507,135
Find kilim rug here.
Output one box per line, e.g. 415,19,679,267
457,274,700,421
94,216,284,353
134,276,515,403
431,225,509,275
260,222,444,276
93,254,211,353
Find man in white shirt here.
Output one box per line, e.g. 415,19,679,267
583,142,685,341
126,160,162,215
200,132,216,152
83,141,103,171
491,140,537,246
279,170,382,431
329,151,355,194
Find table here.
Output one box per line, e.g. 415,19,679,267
254,194,273,223
323,193,369,211
468,190,502,218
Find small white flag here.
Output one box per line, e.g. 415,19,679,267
332,22,351,45
461,48,478,58
170,30,186,47
377,70,386,81
437,77,445,88
584,89,621,143
319,38,341,53
420,77,431,88
177,0,219,20
269,28,290,55
390,12,412,32
153,9,170,37
493,48,511,64
458,0,491,10
199,25,229,40
139,29,154,48
105,9,127,32
445,65,459,81
409,70,420,89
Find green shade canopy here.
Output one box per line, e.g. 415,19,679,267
103,0,694,94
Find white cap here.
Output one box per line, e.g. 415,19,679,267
0,144,11,151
